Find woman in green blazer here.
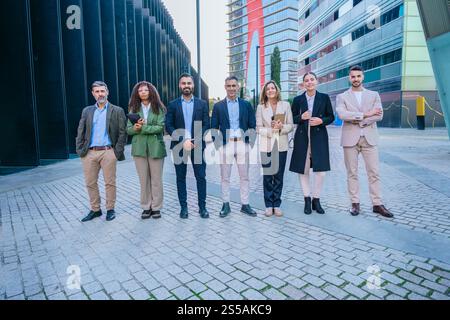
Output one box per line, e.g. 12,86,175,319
127,81,167,220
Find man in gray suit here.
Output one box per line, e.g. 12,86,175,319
76,81,127,222
336,66,393,218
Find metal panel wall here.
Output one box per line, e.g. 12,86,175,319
30,0,69,160
60,0,88,154
126,0,138,92
100,0,119,105
82,0,104,106
143,10,152,82
134,1,146,81
114,0,130,109
0,0,39,166
1,0,207,169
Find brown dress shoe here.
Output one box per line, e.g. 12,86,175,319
373,205,394,218
350,203,360,216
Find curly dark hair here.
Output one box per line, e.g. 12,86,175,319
128,81,166,115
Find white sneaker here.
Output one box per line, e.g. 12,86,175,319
274,208,283,217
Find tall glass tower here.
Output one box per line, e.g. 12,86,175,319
228,0,299,101
297,0,444,128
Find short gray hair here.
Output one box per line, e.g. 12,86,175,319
91,81,108,91
225,76,239,83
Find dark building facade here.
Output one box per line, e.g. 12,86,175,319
0,0,208,171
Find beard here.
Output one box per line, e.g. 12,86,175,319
97,95,108,104
352,82,361,88
182,88,192,95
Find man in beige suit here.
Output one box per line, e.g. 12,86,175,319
336,66,393,218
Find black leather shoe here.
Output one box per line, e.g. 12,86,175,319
350,203,360,216
312,198,325,214
142,210,152,220
199,208,209,219
180,208,189,219
220,203,231,218
304,197,312,215
106,210,116,221
241,205,257,217
81,210,102,222
151,210,161,219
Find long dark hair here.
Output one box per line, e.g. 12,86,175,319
128,81,166,115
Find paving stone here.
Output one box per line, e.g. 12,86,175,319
303,286,328,300
111,291,131,300
242,289,266,300
220,288,243,300
171,286,194,300
402,282,431,297
344,284,369,299
186,281,208,294
227,279,249,293
280,285,307,300
130,289,151,300
200,290,223,300
384,283,410,298
263,288,287,300
263,276,286,289
321,274,345,287
206,279,227,293
151,287,172,300
323,284,349,300
302,274,325,288
3,130,450,304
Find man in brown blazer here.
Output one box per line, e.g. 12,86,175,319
76,81,127,222
336,66,393,218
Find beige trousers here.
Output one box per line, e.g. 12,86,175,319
134,157,164,211
343,137,382,206
82,149,117,211
220,140,250,205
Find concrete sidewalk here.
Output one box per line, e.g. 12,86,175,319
1,128,449,300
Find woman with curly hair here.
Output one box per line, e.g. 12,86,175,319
127,82,167,220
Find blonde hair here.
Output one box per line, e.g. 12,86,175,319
260,80,281,107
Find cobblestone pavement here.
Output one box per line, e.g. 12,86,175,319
1,128,449,300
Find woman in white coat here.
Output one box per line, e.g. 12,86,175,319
256,81,294,217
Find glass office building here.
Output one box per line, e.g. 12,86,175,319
297,0,444,128
416,0,450,138
0,0,208,170
228,0,299,100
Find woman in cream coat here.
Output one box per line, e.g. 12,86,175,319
256,81,294,217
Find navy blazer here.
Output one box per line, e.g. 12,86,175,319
211,98,256,148
166,97,210,150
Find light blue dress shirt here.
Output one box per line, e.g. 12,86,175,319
182,96,194,139
227,98,241,138
90,103,112,147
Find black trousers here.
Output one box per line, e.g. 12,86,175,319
261,150,288,208
174,149,207,210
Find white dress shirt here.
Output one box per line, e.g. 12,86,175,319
142,103,151,124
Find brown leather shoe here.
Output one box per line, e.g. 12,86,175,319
350,203,360,216
373,205,394,218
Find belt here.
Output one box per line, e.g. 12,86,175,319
89,146,112,151
229,137,242,142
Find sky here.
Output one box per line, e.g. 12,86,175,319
162,0,228,99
